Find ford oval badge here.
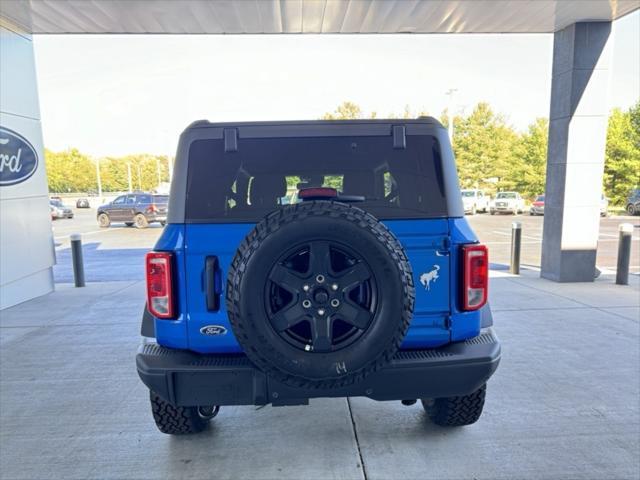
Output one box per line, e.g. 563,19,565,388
0,127,39,186
200,325,228,336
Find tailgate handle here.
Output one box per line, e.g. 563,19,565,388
205,256,222,311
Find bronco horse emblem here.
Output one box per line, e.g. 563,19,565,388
419,265,440,290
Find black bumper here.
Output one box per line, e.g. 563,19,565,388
137,329,501,407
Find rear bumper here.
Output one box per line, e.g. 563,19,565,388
137,328,501,407
530,206,544,214
146,213,167,223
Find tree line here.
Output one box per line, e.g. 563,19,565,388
45,100,638,205
323,100,639,205
45,151,170,193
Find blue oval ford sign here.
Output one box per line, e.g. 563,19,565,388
0,127,39,186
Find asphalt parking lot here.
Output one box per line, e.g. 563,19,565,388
51,208,639,282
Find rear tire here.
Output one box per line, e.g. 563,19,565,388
421,384,486,427
149,391,218,435
97,213,110,228
627,204,637,216
134,214,149,229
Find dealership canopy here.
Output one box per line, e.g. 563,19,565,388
1,0,638,34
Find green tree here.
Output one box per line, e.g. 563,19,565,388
99,154,170,192
45,148,96,193
604,103,640,205
322,101,364,120
322,101,418,120
514,118,548,199
452,102,521,194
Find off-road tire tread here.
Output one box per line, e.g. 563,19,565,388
226,201,414,390
150,391,208,435
422,384,486,426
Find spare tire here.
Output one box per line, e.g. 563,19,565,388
226,201,415,389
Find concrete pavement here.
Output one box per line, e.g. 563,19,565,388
1,270,639,479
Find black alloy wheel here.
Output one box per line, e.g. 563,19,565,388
265,240,377,353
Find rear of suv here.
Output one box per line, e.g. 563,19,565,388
137,119,501,434
97,193,168,228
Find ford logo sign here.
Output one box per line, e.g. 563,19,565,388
0,127,39,186
200,325,228,336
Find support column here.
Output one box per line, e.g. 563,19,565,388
0,19,55,308
541,22,613,282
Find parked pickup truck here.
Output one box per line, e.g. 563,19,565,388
490,192,524,215
461,189,489,215
136,118,501,435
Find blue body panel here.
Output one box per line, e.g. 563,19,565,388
153,217,483,353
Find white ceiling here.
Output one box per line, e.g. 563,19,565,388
1,0,638,35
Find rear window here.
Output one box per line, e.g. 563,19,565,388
153,195,169,204
185,135,446,222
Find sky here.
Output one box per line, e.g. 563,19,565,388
33,11,639,158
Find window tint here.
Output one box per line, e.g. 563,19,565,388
137,195,152,203
126,195,136,204
186,135,447,222
112,196,126,205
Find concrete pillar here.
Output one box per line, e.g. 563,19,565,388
541,22,612,282
0,19,55,308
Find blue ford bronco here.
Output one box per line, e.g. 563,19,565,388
137,118,501,434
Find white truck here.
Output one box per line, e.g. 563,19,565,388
490,191,525,215
461,189,489,215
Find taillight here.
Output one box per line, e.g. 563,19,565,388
147,204,158,213
146,252,175,319
462,244,488,311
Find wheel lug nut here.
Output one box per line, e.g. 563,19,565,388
316,275,325,283
331,283,338,291
302,300,312,308
331,299,340,307
303,284,310,292
317,309,325,316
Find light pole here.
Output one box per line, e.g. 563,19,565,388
156,158,162,189
445,88,457,142
95,158,102,200
127,163,133,193
136,164,142,191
